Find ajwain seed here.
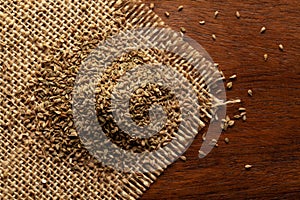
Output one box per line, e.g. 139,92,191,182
236,11,240,19
229,74,237,79
165,12,170,17
260,26,266,34
180,156,186,161
242,115,247,121
238,107,246,112
178,5,184,11
248,89,253,96
279,44,284,51
245,164,252,170
199,20,206,25
212,34,217,41
228,120,235,126
234,115,241,119
214,10,219,18
226,82,233,89
264,54,268,61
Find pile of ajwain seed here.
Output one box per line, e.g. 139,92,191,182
149,3,285,169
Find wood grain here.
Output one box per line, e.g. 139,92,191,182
141,0,300,199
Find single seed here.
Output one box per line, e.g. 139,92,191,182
240,112,247,116
248,89,253,96
214,63,219,68
238,107,246,112
165,12,170,17
264,53,268,61
228,120,235,126
242,115,247,121
149,3,154,10
41,179,47,184
214,10,219,18
224,138,229,144
179,156,186,161
226,82,233,89
180,27,186,33
225,115,230,122
229,74,237,79
199,20,206,25
178,5,184,11
236,11,240,19
198,150,207,158
234,114,241,119
279,44,284,51
245,164,252,170
260,26,266,34
212,34,217,40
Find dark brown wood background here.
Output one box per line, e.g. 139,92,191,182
141,0,300,199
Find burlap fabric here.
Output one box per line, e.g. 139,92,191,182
0,0,217,199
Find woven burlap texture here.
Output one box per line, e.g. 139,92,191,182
0,0,214,199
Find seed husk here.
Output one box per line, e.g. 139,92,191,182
245,164,252,170
199,20,206,25
260,26,266,34
229,74,237,80
279,44,284,51
178,5,184,11
264,53,268,61
165,12,170,17
248,89,253,96
236,11,240,19
149,3,154,9
224,138,229,144
180,27,186,33
179,156,186,161
214,10,219,18
226,82,233,89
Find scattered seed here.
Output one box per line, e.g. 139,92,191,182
149,3,154,10
238,107,246,112
228,120,235,126
198,150,207,158
41,179,47,184
179,156,186,161
225,115,230,122
178,5,184,11
242,115,247,121
240,112,247,116
214,63,219,68
224,138,229,144
212,34,217,40
245,164,252,170
180,27,186,33
260,26,266,34
279,44,284,51
199,20,206,25
234,114,241,119
229,74,237,80
226,82,233,89
236,11,240,19
165,12,170,17
214,10,219,18
264,53,268,61
248,89,253,96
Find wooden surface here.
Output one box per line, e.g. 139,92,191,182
141,0,300,199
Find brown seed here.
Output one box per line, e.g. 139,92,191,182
212,34,217,40
226,82,233,89
264,54,268,61
149,3,154,9
245,164,252,170
180,27,186,33
236,11,241,19
178,5,184,11
180,156,186,161
165,12,170,17
214,10,219,18
248,89,253,96
260,26,266,34
224,138,229,144
199,20,206,25
279,44,284,51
